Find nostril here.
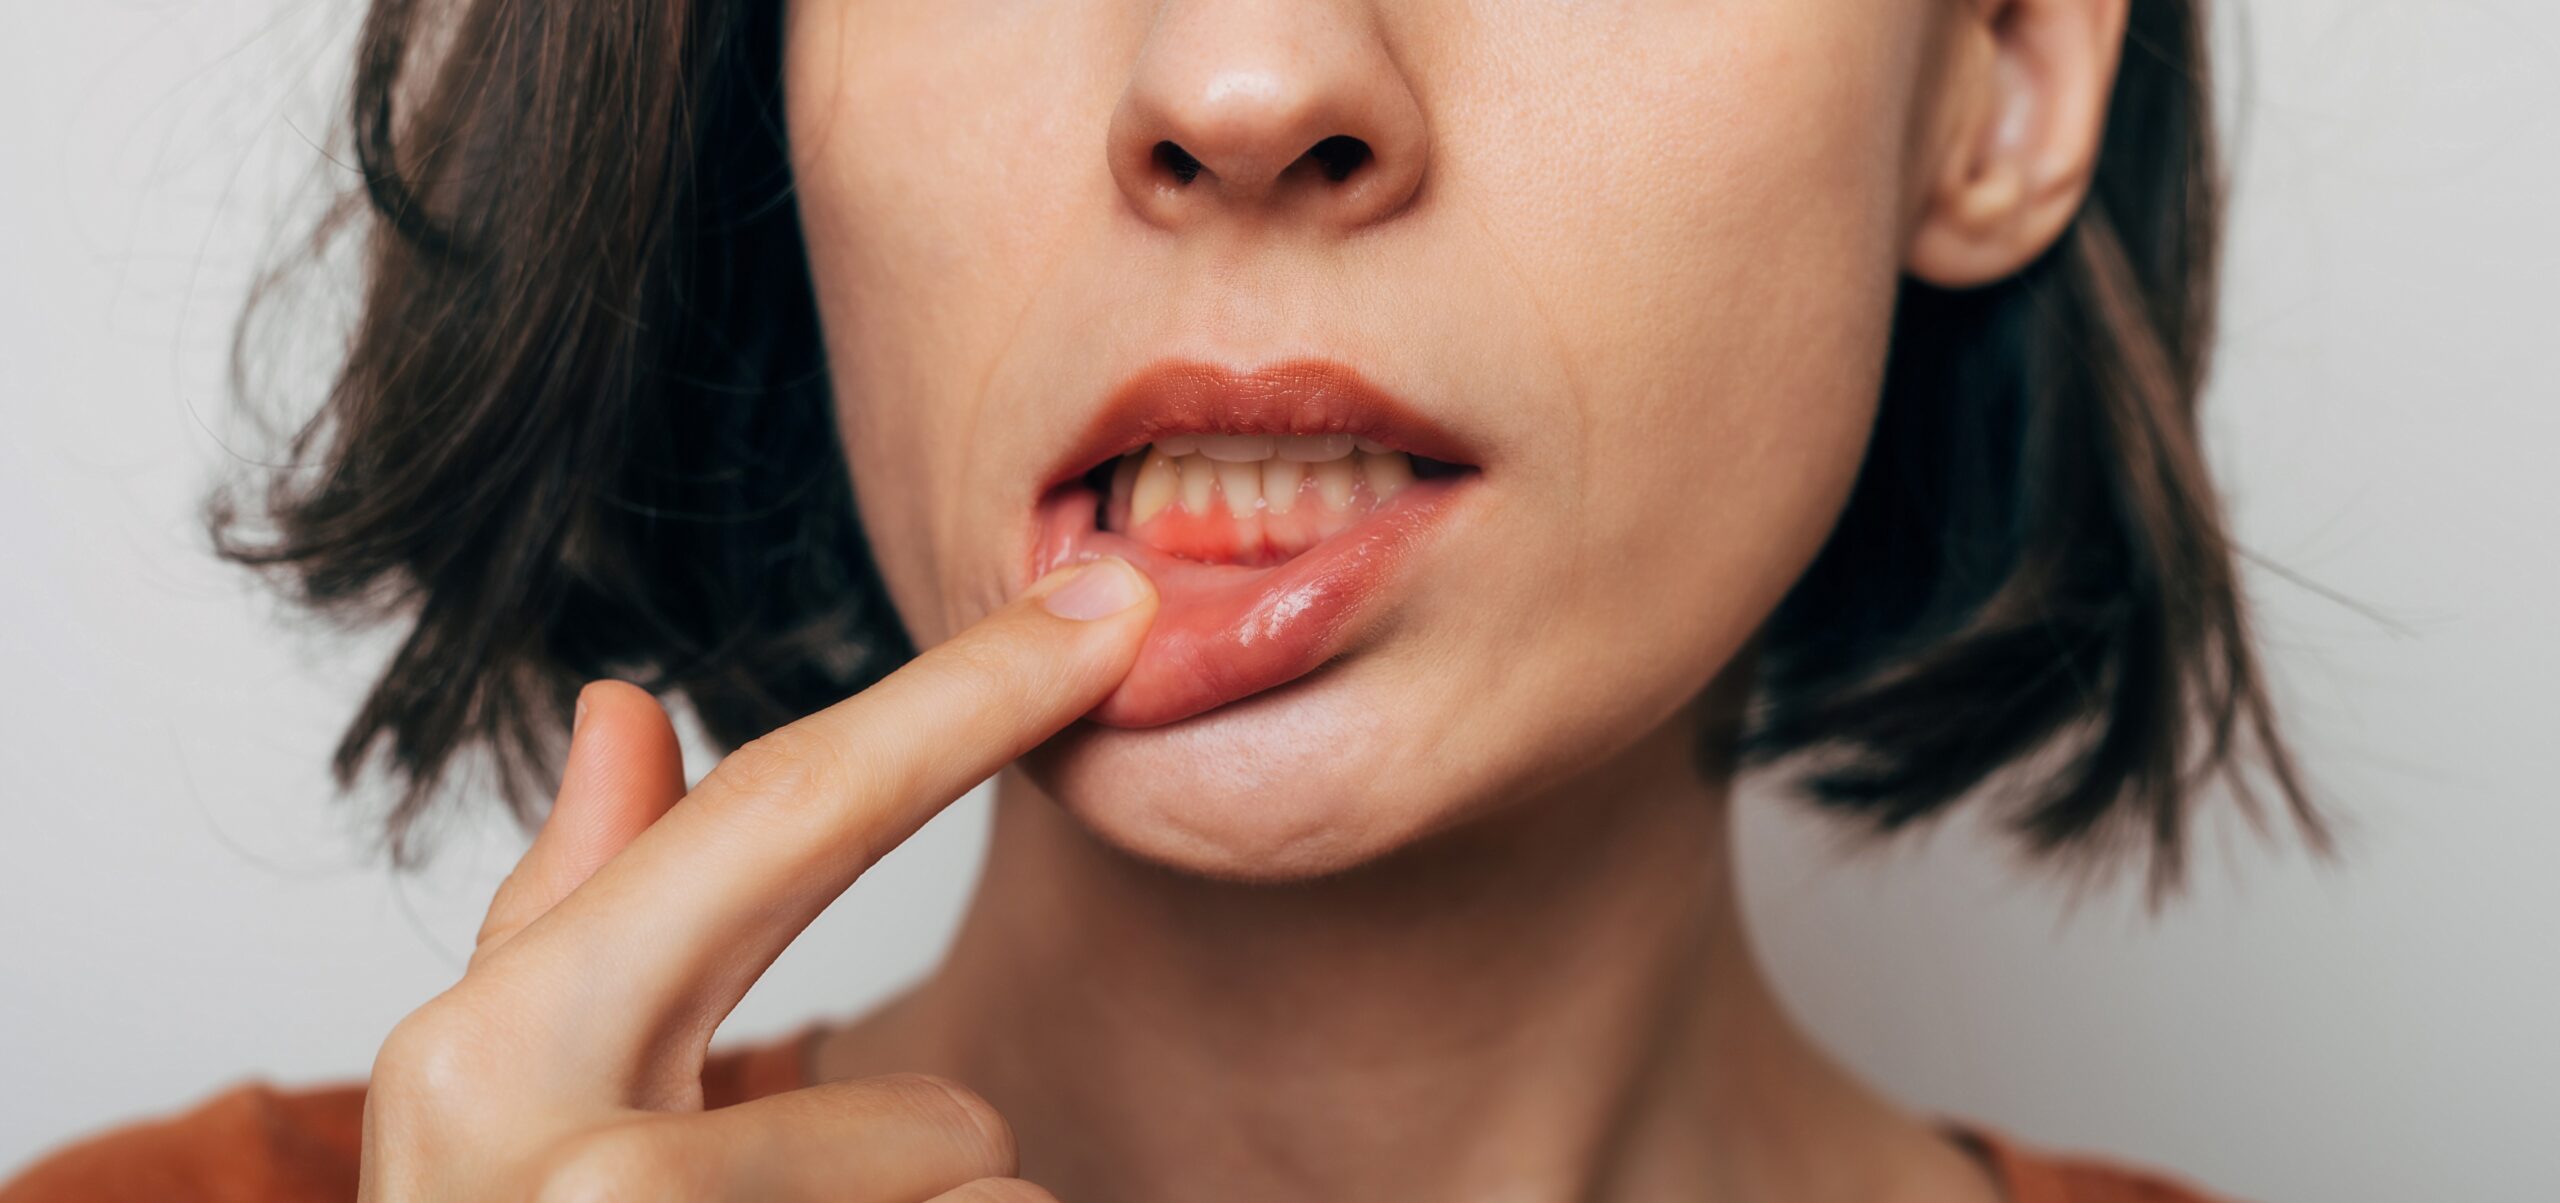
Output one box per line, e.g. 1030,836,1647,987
1144,135,1377,193
1306,135,1371,182
1154,140,1204,185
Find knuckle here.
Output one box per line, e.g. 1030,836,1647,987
370,999,501,1104
524,1125,687,1203
696,728,846,828
875,1072,1019,1176
938,1179,1062,1203
928,631,1017,694
934,631,1038,707
918,635,1050,734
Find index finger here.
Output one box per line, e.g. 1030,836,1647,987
487,555,1155,1082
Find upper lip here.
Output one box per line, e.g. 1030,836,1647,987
1038,357,1480,498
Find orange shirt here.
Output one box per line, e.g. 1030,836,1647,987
1,1023,2240,1202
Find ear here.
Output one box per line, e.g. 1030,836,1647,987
1905,0,2131,289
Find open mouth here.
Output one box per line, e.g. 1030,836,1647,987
1030,359,1482,727
1081,436,1470,567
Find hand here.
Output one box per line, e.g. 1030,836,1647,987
358,557,1157,1203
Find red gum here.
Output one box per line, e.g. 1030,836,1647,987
1103,454,1387,567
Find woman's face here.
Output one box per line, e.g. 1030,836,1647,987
785,0,1946,879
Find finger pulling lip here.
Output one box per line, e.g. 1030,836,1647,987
1027,357,1483,726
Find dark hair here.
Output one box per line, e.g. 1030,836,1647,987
211,0,2325,891
1741,3,2330,896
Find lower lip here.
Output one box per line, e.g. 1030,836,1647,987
1030,476,1471,726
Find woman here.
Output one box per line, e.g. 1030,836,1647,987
4,0,2325,1199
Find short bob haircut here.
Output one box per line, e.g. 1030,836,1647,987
210,0,2326,897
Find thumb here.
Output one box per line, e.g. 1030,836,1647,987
470,679,688,970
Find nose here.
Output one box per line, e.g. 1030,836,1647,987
1107,0,1428,234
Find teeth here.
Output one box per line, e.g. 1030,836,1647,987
1310,456,1358,510
1275,434,1356,462
1361,450,1413,501
1129,448,1178,526
1213,458,1261,517
1196,434,1276,462
1113,439,1433,532
1352,436,1392,454
1178,453,1216,514
1261,458,1305,514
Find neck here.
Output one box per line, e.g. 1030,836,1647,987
815,705,1986,1203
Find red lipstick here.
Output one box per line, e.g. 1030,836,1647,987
1029,358,1479,726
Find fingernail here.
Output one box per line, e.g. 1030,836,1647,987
1040,557,1147,620
572,686,590,737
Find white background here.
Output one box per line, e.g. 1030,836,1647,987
4,2,2554,1199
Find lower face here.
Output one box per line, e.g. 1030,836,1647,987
786,0,1932,880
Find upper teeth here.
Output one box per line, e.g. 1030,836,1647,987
1125,440,1414,526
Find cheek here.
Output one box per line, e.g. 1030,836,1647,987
1418,5,1916,737
1468,5,1911,486
784,4,1107,638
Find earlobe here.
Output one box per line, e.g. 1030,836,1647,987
1905,0,2131,289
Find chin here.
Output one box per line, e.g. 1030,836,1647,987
1015,656,1482,884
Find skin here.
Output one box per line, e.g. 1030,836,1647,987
361,1,2129,1200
